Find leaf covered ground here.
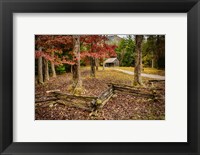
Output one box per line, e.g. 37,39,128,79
35,67,165,120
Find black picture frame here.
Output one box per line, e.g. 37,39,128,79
0,0,200,154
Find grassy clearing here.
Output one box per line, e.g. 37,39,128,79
80,66,151,86
115,67,165,76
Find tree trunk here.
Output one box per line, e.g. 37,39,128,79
38,47,43,84
90,57,96,77
72,36,82,88
72,60,81,88
51,62,56,77
155,35,165,69
151,51,154,68
71,65,73,73
152,59,154,68
95,58,99,71
102,58,105,70
120,49,126,66
134,35,143,85
44,59,49,81
50,52,56,77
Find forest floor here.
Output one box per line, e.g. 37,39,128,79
35,67,165,120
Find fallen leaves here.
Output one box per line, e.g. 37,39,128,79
35,67,165,120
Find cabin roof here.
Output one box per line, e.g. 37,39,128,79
104,58,118,63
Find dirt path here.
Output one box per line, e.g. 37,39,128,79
112,68,165,80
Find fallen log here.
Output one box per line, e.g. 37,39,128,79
36,99,92,111
35,101,56,108
99,93,113,109
114,90,153,98
46,89,60,93
98,86,113,101
91,86,114,111
107,83,133,89
109,83,163,91
112,84,160,98
35,95,55,99
148,80,165,83
113,86,140,92
52,92,98,100
35,97,58,103
36,91,97,111
56,100,92,112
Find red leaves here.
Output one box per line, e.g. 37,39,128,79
43,53,54,61
62,60,75,65
35,35,118,66
35,51,43,58
36,35,73,50
81,35,117,59
104,44,117,57
35,51,54,61
35,35,74,65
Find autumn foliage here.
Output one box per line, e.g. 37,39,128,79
80,35,117,59
35,35,117,85
35,35,117,65
35,35,74,65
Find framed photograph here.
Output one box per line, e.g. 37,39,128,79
0,0,200,154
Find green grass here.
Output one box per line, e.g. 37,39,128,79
115,67,165,76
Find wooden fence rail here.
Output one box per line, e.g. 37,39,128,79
36,81,163,112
